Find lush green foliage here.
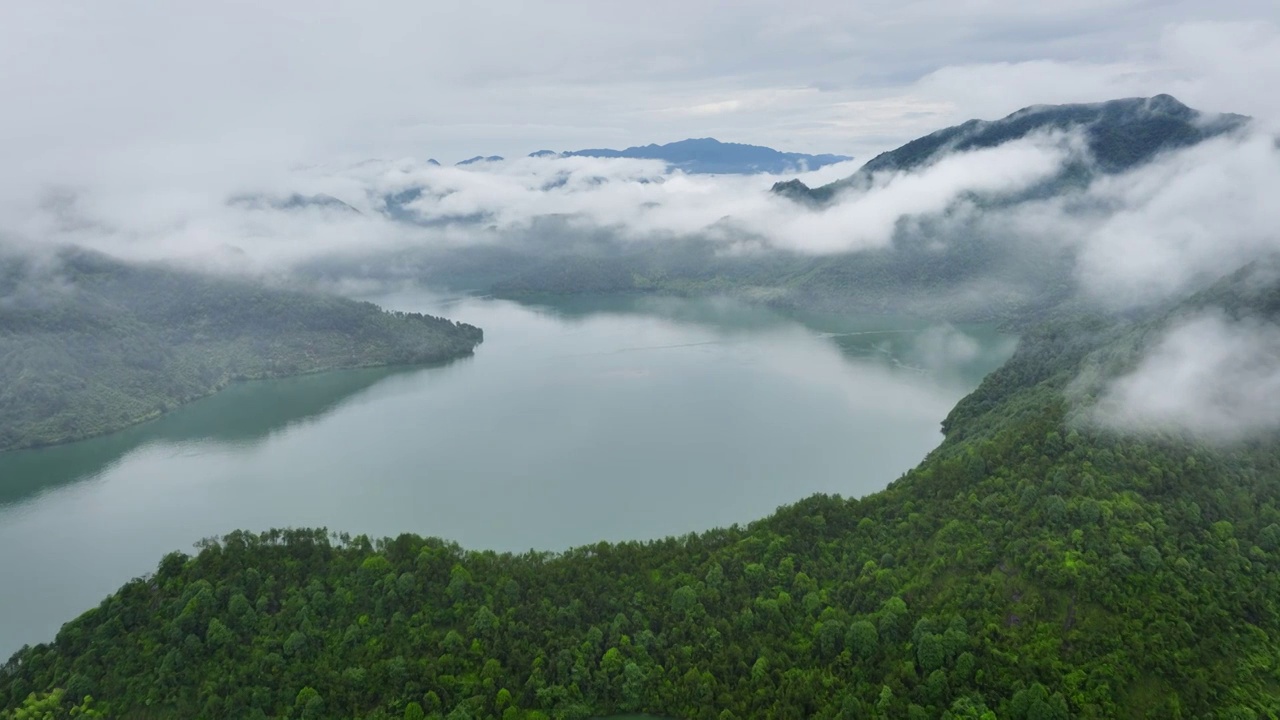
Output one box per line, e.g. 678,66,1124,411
6,286,1280,719
0,689,102,719
0,249,482,451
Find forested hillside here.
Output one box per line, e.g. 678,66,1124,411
5,268,1280,719
0,248,483,452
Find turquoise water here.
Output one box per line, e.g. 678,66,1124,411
0,292,1014,656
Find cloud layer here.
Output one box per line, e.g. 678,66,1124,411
1089,312,1280,441
4,118,1278,311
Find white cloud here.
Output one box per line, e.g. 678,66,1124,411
1089,312,1280,440
0,129,1082,270
1074,133,1280,307
980,130,1280,310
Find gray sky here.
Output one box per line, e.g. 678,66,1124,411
3,0,1278,182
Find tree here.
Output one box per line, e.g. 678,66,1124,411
917,633,945,673
847,620,879,660
671,585,699,615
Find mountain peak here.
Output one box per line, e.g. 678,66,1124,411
456,155,505,166
780,95,1249,203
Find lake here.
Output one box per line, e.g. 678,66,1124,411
0,292,1015,657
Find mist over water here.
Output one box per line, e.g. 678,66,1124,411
0,292,1013,657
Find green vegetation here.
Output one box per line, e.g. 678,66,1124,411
5,270,1280,718
0,689,102,719
0,248,482,452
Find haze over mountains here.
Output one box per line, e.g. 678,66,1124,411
230,95,1265,326
772,94,1248,203
7,94,1271,325
4,94,1275,442
398,138,850,175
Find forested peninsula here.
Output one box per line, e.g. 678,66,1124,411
0,249,482,452
6,264,1280,719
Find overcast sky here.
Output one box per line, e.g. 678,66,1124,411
3,0,1278,184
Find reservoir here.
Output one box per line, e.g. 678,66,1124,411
0,292,1014,657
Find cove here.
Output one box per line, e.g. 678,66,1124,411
0,292,1015,657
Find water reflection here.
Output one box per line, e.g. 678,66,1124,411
491,292,1016,388
0,362,466,508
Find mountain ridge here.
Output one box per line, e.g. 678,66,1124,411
774,94,1249,203
558,137,852,174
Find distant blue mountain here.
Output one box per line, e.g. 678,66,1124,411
560,138,851,174
456,155,504,166
527,150,560,158
228,193,360,214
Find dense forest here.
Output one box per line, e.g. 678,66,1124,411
6,266,1280,718
0,248,483,452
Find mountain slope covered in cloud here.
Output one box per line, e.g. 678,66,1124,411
11,95,1264,328
345,95,1256,324
773,94,1249,204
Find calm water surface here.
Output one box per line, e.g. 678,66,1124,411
0,292,1015,656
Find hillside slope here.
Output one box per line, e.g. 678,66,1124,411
0,249,483,452
4,267,1279,719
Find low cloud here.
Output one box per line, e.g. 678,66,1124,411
990,130,1280,309
1083,134,1280,307
0,130,1079,273
2,111,1276,322
1087,312,1280,441
353,137,1071,256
